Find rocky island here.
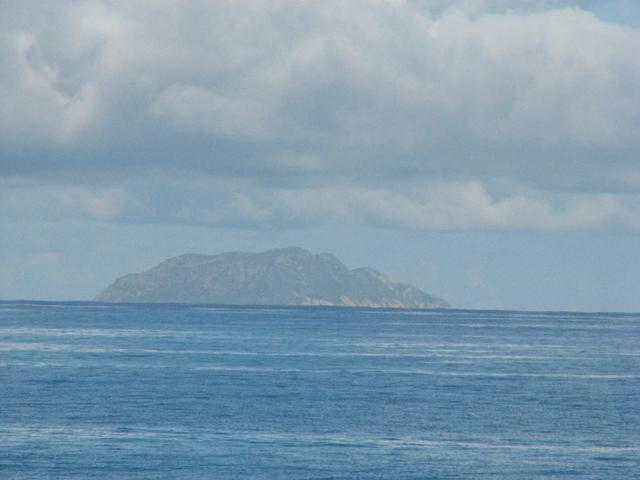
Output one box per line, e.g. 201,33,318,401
95,247,449,308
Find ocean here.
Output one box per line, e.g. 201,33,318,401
1,301,639,479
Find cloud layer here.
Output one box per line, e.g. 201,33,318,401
1,0,639,231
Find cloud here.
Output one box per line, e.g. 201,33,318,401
171,180,640,232
0,180,144,222
8,175,634,232
0,1,639,232
51,186,142,221
151,85,273,140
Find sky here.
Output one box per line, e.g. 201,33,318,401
1,0,639,312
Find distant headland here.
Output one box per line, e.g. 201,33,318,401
95,247,449,309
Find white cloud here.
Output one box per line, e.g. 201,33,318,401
1,1,639,232
0,181,144,222
151,85,274,140
51,186,141,220
169,178,640,232
5,175,637,232
2,2,638,155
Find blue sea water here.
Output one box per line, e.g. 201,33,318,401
1,302,639,479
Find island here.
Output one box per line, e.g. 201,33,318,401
95,247,449,308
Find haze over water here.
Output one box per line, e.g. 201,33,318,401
1,301,639,479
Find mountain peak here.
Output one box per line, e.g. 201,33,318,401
96,248,449,309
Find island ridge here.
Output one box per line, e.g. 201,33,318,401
96,247,449,308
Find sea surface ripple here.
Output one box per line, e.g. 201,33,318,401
1,302,639,479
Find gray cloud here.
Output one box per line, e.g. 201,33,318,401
1,0,639,231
